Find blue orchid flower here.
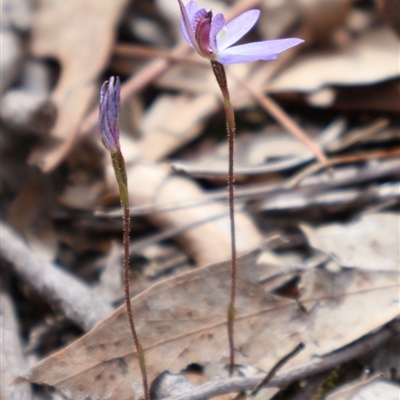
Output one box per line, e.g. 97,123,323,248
178,0,304,64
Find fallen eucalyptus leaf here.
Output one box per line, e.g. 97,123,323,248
268,27,400,93
16,252,399,399
28,0,128,172
301,213,399,271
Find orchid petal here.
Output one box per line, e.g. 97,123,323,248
218,38,304,64
178,0,197,48
217,10,260,51
218,49,277,64
209,13,225,53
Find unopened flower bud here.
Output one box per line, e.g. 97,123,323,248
99,76,121,154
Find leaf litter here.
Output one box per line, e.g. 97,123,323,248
326,375,400,400
27,0,129,172
1,0,400,399
301,213,400,272
16,250,399,399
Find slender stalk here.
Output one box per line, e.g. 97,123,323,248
111,152,149,400
211,60,237,376
251,343,305,396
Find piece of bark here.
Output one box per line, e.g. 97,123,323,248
0,221,113,331
126,163,263,266
0,282,33,400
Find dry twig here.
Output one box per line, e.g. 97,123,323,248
0,221,113,331
0,281,33,400
289,148,400,187
232,74,328,165
161,327,393,400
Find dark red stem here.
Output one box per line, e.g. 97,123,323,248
211,60,237,376
114,152,150,400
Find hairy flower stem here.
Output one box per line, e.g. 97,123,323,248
111,152,149,400
211,60,237,376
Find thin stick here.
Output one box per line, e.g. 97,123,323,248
289,147,400,187
1,278,33,400
161,327,393,400
0,221,113,331
233,74,328,165
251,343,305,396
211,60,237,376
114,43,204,64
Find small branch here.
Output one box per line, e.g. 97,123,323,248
129,209,237,254
161,327,393,400
233,74,327,165
113,43,204,64
0,221,113,331
288,148,400,187
251,343,305,396
0,278,33,400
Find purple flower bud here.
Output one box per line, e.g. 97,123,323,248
177,0,304,64
99,76,121,154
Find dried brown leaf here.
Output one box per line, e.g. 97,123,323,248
170,121,339,176
7,183,58,261
301,213,400,271
260,0,352,43
16,252,399,400
268,27,400,93
28,0,128,172
138,93,218,162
